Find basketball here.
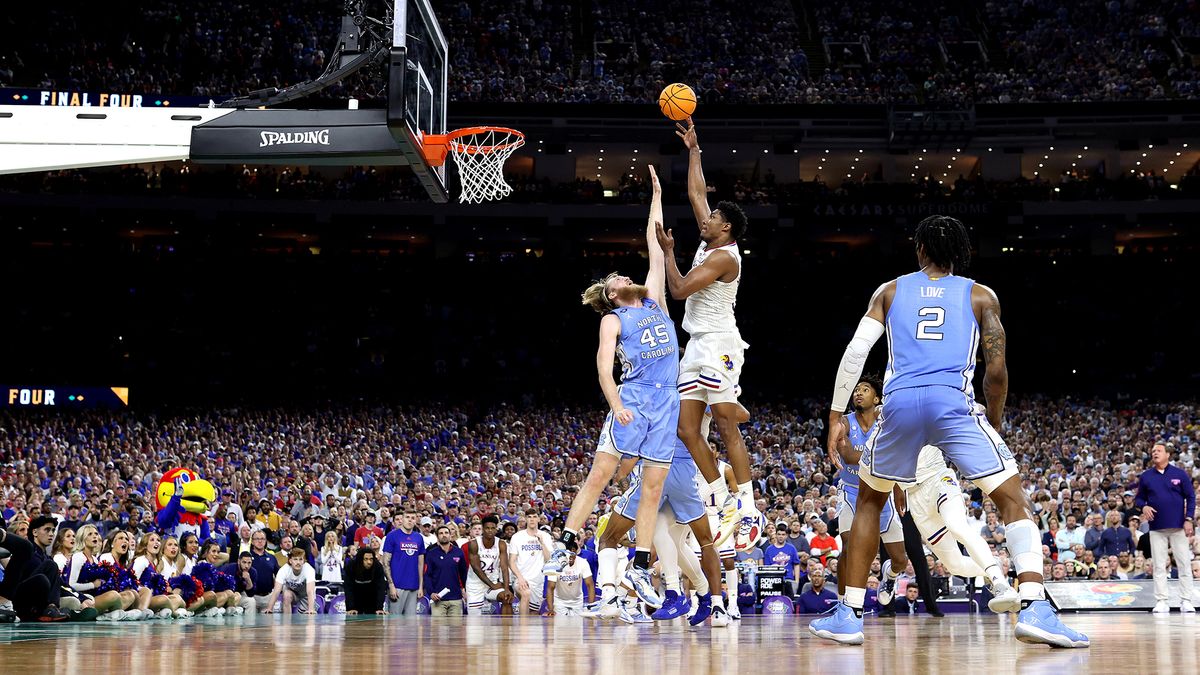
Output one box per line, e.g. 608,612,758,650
659,83,697,121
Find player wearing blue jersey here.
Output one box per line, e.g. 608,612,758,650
829,375,908,602
810,215,1088,649
597,435,726,626
549,166,672,608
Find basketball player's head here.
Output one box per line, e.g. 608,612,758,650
581,272,647,313
482,514,499,538
702,201,748,245
853,374,883,412
914,215,971,274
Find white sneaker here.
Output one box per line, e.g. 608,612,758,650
121,609,143,621
156,608,174,619
174,608,193,619
710,605,731,627
106,610,127,621
1152,601,1171,614
599,593,622,619
230,606,246,616
1181,601,1195,614
216,607,227,616
986,582,1022,614
728,604,742,620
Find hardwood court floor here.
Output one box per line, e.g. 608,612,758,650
0,612,1196,674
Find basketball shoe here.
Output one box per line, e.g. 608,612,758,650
1014,600,1090,648
808,602,864,645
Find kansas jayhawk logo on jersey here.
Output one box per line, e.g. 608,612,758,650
721,354,734,371
941,475,958,488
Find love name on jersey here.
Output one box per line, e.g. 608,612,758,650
920,286,946,298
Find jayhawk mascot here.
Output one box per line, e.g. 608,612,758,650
154,467,216,540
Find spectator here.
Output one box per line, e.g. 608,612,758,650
797,566,837,614
980,512,1006,547
345,549,388,616
1135,443,1196,613
1114,550,1137,579
354,513,384,550
381,509,425,615
247,530,279,611
894,584,922,615
317,531,345,587
264,547,317,615
218,551,259,614
808,520,838,567
423,525,468,616
0,523,68,621
1099,510,1135,557
763,526,802,594
1055,515,1086,561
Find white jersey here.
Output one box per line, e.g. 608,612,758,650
899,445,951,490
509,530,550,581
682,241,741,337
467,536,502,592
550,556,593,602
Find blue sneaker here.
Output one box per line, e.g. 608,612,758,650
688,593,713,626
543,546,570,574
652,591,691,620
619,603,653,624
1014,600,1090,648
808,602,865,645
623,566,663,608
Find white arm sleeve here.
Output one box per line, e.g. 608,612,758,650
831,317,886,411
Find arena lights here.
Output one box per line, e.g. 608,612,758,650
987,147,993,151
1050,146,1055,150
1148,144,1154,149
1083,146,1089,150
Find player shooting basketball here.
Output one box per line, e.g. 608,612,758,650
655,117,760,549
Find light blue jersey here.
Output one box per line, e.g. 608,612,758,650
838,412,877,495
613,298,679,387
884,271,978,396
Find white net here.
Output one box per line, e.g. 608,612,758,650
447,128,525,204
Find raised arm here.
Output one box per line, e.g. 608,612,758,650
675,117,710,227
827,282,892,460
974,283,1008,430
641,167,667,308
597,315,632,425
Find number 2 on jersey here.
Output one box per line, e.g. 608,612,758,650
916,307,945,340
640,323,671,348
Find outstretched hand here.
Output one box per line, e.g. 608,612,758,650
648,165,660,193
675,117,698,150
654,222,675,253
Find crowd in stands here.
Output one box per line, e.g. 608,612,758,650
2,396,1198,619
3,1,1199,104
1,162,1197,206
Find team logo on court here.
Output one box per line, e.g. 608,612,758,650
721,355,734,371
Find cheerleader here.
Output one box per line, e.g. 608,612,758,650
50,526,76,572
193,541,244,615
67,524,135,621
99,530,153,619
132,532,190,618
164,533,220,616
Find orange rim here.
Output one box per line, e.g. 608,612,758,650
421,126,525,165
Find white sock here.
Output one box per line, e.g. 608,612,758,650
664,571,682,595
712,593,725,610
1018,581,1045,602
845,586,866,610
737,482,753,504
724,569,738,597
984,563,1007,587
710,478,730,505
597,548,619,588
886,564,900,580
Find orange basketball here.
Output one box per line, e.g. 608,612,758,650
658,83,697,121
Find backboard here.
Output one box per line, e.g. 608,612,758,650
388,0,450,201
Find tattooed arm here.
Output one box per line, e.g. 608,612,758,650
974,283,1008,430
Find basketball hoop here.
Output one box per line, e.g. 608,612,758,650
421,126,525,204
